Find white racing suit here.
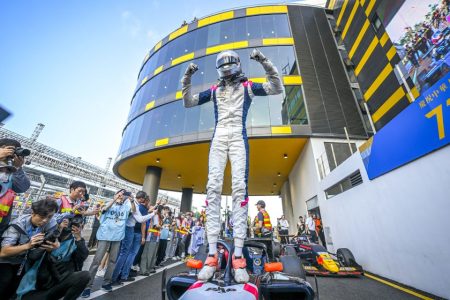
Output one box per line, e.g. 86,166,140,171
181,58,283,250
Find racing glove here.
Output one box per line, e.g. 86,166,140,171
250,48,267,63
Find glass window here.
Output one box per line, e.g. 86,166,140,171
261,15,276,38
207,23,221,47
273,14,291,37
233,17,247,41
169,101,185,137
248,96,270,127
194,27,208,50
220,19,235,44
246,16,262,40
184,105,201,134
284,86,308,125
268,94,286,126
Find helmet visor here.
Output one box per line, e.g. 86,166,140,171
216,55,240,69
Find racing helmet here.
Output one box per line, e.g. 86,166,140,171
216,50,242,79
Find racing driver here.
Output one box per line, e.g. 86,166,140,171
181,48,283,283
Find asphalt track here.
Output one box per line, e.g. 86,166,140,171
91,263,427,300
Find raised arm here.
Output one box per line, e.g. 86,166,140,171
181,63,212,108
250,48,283,95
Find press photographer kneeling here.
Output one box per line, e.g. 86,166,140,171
0,198,59,299
19,214,90,300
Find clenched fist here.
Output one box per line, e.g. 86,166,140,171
184,63,199,76
250,48,267,63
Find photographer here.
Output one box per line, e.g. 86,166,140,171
56,181,99,220
0,198,59,299
82,189,135,298
0,138,31,237
20,216,90,300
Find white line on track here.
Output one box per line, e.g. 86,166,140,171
84,261,184,299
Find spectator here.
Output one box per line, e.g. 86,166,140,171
88,203,102,249
278,215,289,244
140,205,162,275
132,195,150,273
20,216,90,300
81,189,135,298
168,213,180,260
315,215,326,248
175,213,187,260
0,198,58,299
187,219,205,257
156,206,171,266
55,181,99,220
0,138,31,237
182,212,194,259
111,191,155,284
297,216,306,236
305,212,317,243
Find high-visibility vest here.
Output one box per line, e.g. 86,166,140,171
262,210,272,231
60,195,74,213
0,177,15,223
148,227,160,236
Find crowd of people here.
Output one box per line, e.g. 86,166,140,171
0,137,330,299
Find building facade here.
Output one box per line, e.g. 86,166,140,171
114,4,370,205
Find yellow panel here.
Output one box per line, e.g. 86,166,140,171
145,101,155,111
283,75,303,85
328,0,337,9
206,41,249,55
271,126,292,134
361,0,366,5
262,37,294,46
379,32,389,47
336,0,349,26
154,41,162,51
117,137,307,196
154,65,163,76
141,76,148,86
176,91,183,100
155,138,169,147
171,52,195,66
169,25,188,41
246,5,287,16
363,63,393,101
349,20,370,59
249,77,266,83
355,37,378,76
198,11,234,27
372,87,405,123
386,45,396,61
411,86,420,99
342,0,359,39
365,0,376,16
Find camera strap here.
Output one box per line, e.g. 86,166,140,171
9,224,31,276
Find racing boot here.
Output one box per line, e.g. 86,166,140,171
197,254,218,282
232,255,249,283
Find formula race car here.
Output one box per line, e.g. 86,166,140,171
163,238,316,300
286,235,363,277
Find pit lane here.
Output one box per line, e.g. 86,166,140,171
89,263,430,300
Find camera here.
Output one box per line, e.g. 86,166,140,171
14,147,31,157
42,230,61,244
123,191,132,197
69,216,84,228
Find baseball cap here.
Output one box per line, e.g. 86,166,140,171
255,200,266,207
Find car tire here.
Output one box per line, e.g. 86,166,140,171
337,248,356,267
283,245,297,256
280,255,306,279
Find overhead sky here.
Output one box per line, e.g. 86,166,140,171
0,0,324,221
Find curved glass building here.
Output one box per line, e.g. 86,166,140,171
114,4,374,204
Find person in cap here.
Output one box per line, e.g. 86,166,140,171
181,48,283,283
254,200,272,237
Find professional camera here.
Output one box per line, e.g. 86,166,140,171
40,230,61,245
69,216,84,228
14,147,31,157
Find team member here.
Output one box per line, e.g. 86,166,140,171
278,215,289,244
56,181,99,219
254,200,272,237
182,48,282,283
305,212,317,243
